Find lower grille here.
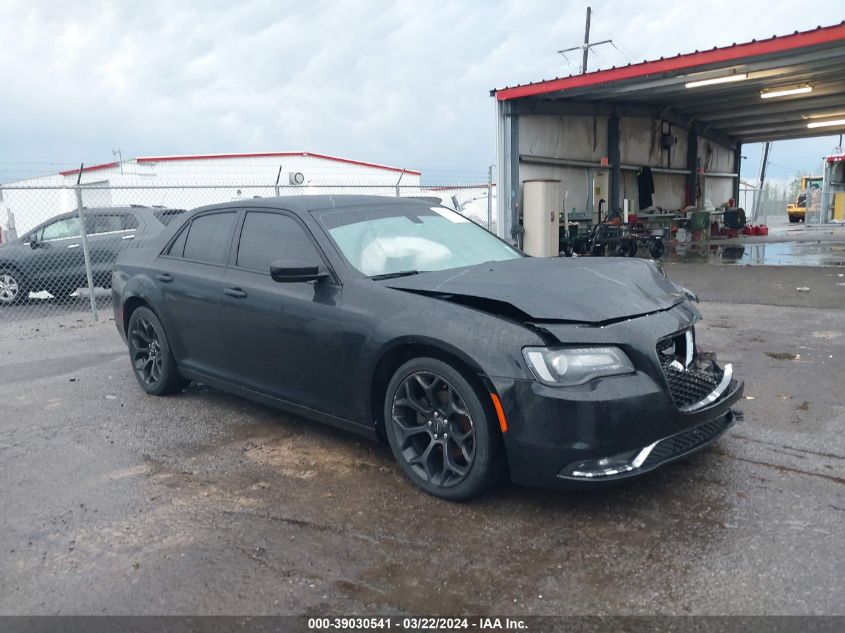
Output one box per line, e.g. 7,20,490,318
663,366,720,408
641,414,733,469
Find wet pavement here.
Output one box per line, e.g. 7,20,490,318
665,220,845,267
668,241,845,267
1,266,844,615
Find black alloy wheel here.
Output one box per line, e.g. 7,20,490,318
385,357,503,500
131,316,164,386
127,306,185,395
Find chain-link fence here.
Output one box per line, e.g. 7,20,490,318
738,187,791,225
738,186,840,226
0,181,496,322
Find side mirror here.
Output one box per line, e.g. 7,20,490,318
29,237,40,249
270,258,329,283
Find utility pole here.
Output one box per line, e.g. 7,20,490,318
557,7,612,74
752,141,771,223
581,7,592,74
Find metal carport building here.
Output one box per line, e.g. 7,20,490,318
491,22,845,240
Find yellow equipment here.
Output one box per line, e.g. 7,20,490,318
834,192,845,221
787,176,823,223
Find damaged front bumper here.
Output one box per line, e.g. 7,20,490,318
557,407,742,481
490,369,743,489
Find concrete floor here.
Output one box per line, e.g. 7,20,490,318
0,265,843,616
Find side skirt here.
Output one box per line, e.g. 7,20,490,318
179,366,378,441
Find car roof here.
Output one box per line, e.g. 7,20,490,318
189,195,434,216
87,205,181,213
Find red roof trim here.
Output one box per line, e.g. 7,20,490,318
495,22,845,101
136,151,421,175
58,161,119,177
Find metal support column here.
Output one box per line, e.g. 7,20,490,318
733,145,742,207
506,103,521,246
686,131,699,207
608,114,620,213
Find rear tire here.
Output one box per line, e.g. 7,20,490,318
788,215,800,224
384,357,504,501
127,307,185,396
0,268,28,306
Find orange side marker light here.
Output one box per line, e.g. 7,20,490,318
490,393,508,433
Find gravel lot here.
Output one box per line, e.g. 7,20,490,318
0,264,843,615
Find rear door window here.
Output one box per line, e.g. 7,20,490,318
235,211,322,273
165,225,189,257
182,212,237,265
89,213,138,235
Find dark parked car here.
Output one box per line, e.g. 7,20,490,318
0,205,184,305
112,196,743,500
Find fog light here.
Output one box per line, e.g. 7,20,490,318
560,442,659,479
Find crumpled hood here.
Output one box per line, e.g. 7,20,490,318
384,257,686,323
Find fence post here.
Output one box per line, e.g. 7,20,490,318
395,169,405,197
487,164,494,230
74,180,98,321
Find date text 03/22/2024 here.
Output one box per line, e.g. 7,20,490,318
307,617,528,630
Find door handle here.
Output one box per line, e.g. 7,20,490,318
122,234,135,240
223,287,248,299
156,273,173,283
67,243,80,249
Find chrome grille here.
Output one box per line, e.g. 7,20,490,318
657,328,725,410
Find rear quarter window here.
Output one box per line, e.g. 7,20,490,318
153,209,186,226
181,212,236,264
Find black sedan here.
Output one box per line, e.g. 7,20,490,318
0,206,184,305
112,196,743,500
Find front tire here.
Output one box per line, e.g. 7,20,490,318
127,306,185,396
0,269,28,306
384,357,503,501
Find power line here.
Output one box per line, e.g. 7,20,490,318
589,9,636,65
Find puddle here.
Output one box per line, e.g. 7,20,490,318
667,241,845,266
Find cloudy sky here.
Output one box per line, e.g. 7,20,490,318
1,0,843,185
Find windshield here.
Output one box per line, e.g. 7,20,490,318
313,204,521,277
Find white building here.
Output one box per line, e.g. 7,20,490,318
1,151,422,237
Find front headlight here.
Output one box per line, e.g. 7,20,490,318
522,346,635,386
